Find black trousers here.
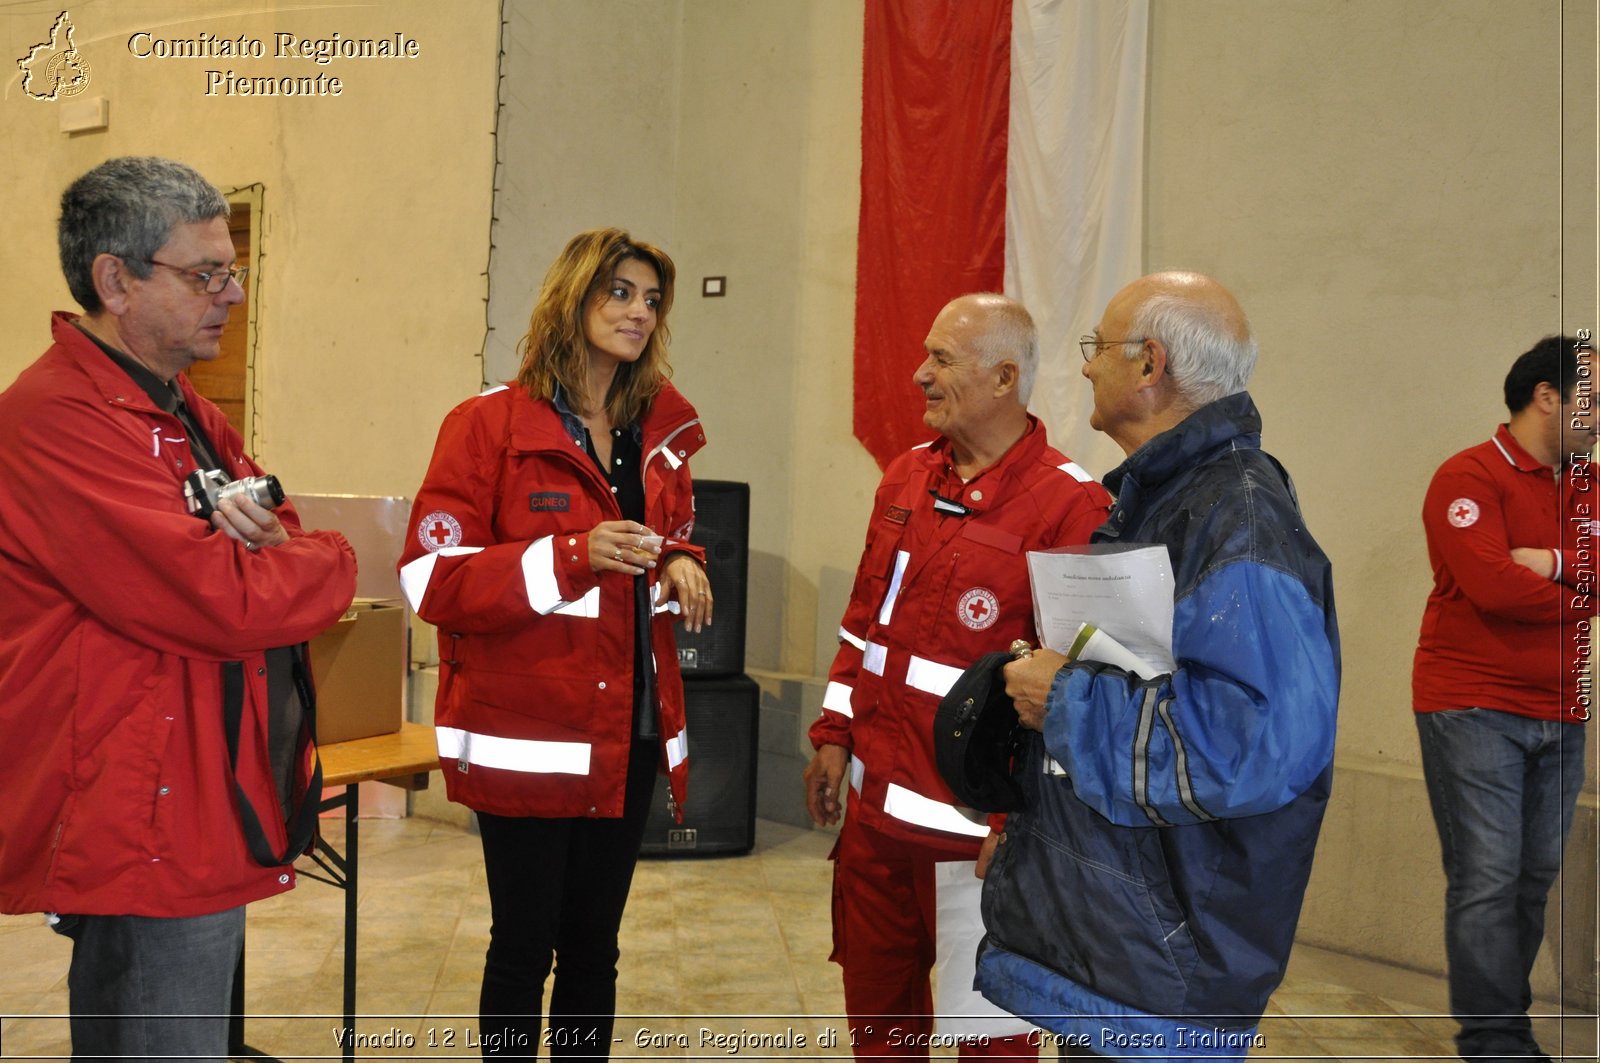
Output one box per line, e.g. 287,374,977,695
476,737,659,1060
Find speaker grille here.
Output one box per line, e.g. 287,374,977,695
640,674,758,857
673,481,749,677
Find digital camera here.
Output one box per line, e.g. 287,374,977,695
184,468,285,520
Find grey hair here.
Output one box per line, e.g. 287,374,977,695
967,294,1039,405
1129,292,1257,408
58,157,230,313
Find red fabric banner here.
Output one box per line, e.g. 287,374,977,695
853,0,1012,470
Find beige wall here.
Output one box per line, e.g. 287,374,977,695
0,0,497,502
487,0,874,680
484,0,682,385
1143,0,1597,1002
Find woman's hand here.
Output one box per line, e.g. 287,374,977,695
658,553,713,633
588,520,661,576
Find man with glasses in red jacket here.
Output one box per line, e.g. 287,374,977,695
0,157,356,1062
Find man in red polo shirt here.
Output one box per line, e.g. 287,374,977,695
1413,333,1595,1063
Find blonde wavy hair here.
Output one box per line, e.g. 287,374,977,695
515,228,676,427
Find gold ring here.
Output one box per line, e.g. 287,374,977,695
1010,639,1033,659
613,549,622,561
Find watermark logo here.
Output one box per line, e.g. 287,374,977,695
18,11,92,101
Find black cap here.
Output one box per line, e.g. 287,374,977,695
932,650,1024,813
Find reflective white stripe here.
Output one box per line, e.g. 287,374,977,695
822,681,855,718
665,725,688,771
1057,461,1093,483
479,384,509,397
522,536,560,613
849,755,865,793
651,597,682,616
884,782,990,838
644,419,701,473
435,725,590,776
522,536,599,617
905,655,963,698
551,586,600,618
863,640,888,676
877,550,911,626
839,626,867,652
399,546,485,612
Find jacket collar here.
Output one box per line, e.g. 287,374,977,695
551,382,642,447
509,379,703,462
1491,423,1551,474
1103,391,1262,500
913,415,1048,517
50,310,192,417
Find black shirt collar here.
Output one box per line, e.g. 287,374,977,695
74,322,181,414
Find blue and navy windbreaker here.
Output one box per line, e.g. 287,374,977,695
976,391,1340,1060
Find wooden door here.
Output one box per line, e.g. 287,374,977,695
185,199,253,439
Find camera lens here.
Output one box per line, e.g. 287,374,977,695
216,475,285,512
247,475,286,510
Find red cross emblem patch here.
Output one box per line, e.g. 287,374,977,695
1446,498,1480,529
418,510,463,552
957,587,1000,631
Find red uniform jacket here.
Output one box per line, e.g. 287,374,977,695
809,420,1112,851
1414,424,1595,723
399,383,704,819
0,313,357,916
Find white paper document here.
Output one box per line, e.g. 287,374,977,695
932,861,1038,1040
1026,544,1176,679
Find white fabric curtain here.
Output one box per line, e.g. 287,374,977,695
1006,0,1150,479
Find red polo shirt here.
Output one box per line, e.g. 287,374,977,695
1414,425,1595,723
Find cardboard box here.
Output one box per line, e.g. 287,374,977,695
310,598,406,745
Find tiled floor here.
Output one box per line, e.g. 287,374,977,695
1,814,1595,1061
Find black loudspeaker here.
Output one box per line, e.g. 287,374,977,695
640,673,759,857
673,480,749,677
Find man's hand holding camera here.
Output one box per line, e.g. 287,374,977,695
183,469,290,552
212,492,290,552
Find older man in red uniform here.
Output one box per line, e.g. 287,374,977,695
804,293,1110,1059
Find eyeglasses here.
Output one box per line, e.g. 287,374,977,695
137,258,249,295
1079,336,1146,363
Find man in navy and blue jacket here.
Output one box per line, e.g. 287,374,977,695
977,271,1340,1060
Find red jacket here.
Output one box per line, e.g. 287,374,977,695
0,313,358,916
398,383,704,819
809,420,1111,851
1414,424,1595,722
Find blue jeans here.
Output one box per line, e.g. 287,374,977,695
54,906,246,1063
1416,709,1586,1063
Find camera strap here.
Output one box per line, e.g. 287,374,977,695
221,650,323,867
